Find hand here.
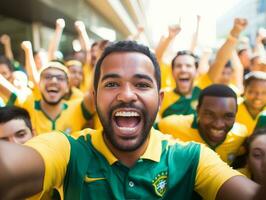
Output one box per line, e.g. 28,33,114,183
56,18,65,29
75,21,86,33
21,41,32,51
0,34,11,45
168,24,181,39
231,18,248,38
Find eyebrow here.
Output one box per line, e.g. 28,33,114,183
101,73,154,83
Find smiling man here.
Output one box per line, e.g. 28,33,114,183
17,61,94,135
0,41,266,200
156,84,249,165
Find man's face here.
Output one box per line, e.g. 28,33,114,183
91,44,99,66
69,65,83,88
248,134,266,184
172,55,197,96
239,49,251,68
95,52,163,152
39,68,69,105
0,63,12,81
197,96,237,146
0,119,33,144
244,80,266,112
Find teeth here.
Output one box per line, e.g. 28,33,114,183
115,111,140,117
210,129,224,135
117,127,136,131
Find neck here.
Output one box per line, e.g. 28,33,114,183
103,135,150,168
245,102,263,118
40,100,63,120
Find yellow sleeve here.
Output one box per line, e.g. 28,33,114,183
25,132,71,194
195,144,243,200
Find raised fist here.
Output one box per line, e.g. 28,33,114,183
75,21,86,33
56,18,65,29
21,41,32,51
168,24,181,39
231,18,248,37
0,34,11,45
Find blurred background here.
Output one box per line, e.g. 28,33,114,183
0,0,265,62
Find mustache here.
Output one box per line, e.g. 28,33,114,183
109,102,144,116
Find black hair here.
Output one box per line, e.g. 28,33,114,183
0,55,14,72
0,106,33,132
171,50,199,69
197,84,237,109
94,40,161,92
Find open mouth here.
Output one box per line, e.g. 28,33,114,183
46,87,60,95
209,129,226,142
113,110,142,137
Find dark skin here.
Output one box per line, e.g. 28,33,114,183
0,51,266,199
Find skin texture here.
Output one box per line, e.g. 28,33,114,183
39,68,69,106
0,119,33,144
244,80,266,118
172,54,197,96
197,96,237,147
68,65,83,88
248,134,266,184
95,52,163,167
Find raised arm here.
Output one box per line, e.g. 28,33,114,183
47,18,65,61
0,141,44,199
189,15,201,53
197,47,213,75
0,34,14,61
21,41,40,85
155,24,181,61
231,50,244,93
208,18,248,83
253,28,266,60
127,25,144,41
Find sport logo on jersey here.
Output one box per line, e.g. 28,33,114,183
152,171,168,197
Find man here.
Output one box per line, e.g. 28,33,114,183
236,71,266,135
159,18,247,118
0,41,265,200
18,61,94,135
0,106,33,144
156,84,248,165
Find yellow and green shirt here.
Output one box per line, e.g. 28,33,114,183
236,102,266,135
159,62,175,90
159,87,201,118
18,97,93,135
156,114,248,165
26,128,241,200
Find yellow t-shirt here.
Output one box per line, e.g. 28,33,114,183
26,128,241,200
157,114,249,165
18,97,93,135
80,64,93,93
159,62,175,90
236,102,266,135
66,87,84,102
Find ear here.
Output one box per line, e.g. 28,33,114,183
158,90,164,110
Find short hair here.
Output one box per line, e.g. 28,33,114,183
0,55,13,72
197,84,237,109
244,71,266,88
171,50,199,69
94,40,161,92
0,106,33,132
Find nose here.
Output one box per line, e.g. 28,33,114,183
117,84,137,103
213,118,226,129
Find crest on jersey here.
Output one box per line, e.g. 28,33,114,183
152,171,168,197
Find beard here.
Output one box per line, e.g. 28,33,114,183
96,102,158,152
41,93,64,106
